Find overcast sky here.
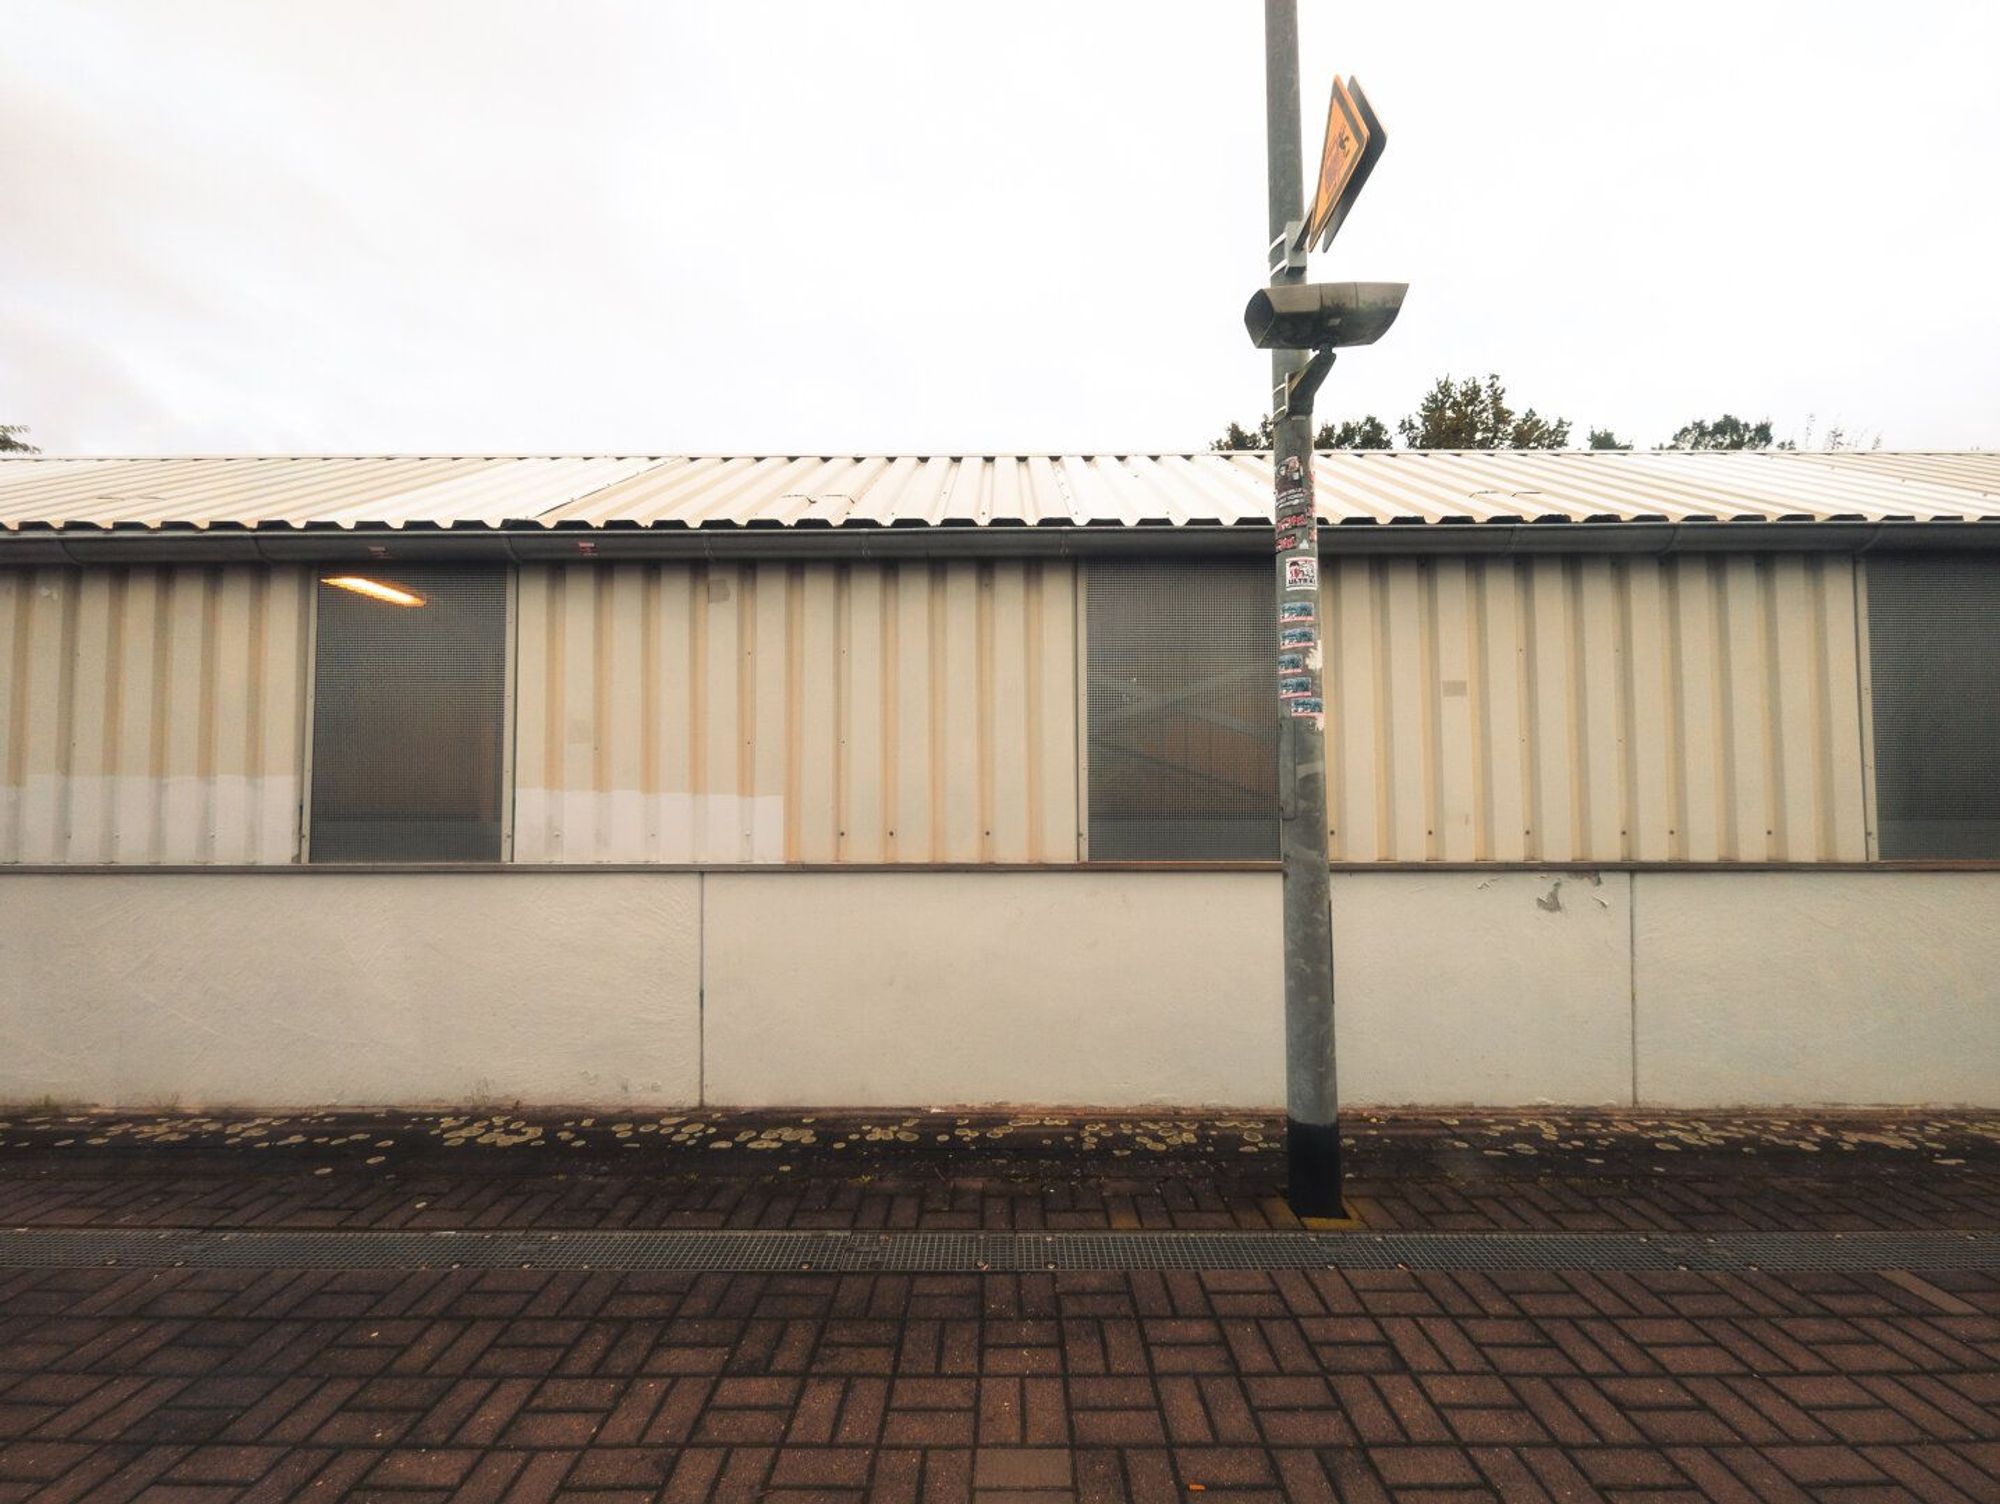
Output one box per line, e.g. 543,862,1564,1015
3,1,1996,457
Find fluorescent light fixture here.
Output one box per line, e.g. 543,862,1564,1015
322,575,426,607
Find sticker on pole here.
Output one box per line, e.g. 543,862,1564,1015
1284,556,1319,592
1278,599,1316,624
1279,625,1316,648
1279,675,1316,700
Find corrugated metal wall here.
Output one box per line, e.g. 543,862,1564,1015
1,554,1871,867
1317,554,1868,862
0,566,308,863
512,561,1080,863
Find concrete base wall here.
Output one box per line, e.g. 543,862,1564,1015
1635,872,2000,1107
2,870,1994,1109
0,874,702,1107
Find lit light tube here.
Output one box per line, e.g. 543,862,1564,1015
322,575,426,607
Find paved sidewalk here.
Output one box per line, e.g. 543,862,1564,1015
1,1112,1996,1502
2,1110,1996,1236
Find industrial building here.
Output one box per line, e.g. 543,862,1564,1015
2,449,1995,1111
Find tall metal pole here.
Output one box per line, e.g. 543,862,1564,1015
1264,0,1343,1219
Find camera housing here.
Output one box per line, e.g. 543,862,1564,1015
1243,281,1408,350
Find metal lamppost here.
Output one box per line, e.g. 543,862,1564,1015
1251,0,1406,1220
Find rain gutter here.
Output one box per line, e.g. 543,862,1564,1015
2,518,1995,567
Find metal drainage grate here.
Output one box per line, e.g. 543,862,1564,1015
1,1227,1994,1273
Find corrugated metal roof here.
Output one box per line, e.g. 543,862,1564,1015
1,450,1997,532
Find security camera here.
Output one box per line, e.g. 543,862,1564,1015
1243,281,1408,350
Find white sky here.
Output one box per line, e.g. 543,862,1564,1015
3,1,1996,456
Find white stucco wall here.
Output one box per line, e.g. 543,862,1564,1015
0,869,1992,1111
1330,872,1633,1105
1635,872,2000,1106
702,872,1286,1108
0,874,701,1107
702,871,1634,1109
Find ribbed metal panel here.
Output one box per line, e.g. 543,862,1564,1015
0,553,1872,868
1322,554,1868,862
511,561,1080,863
5,450,1997,531
0,566,307,863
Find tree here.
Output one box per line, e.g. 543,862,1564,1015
1397,374,1571,449
1320,415,1392,450
1661,415,1778,450
0,425,37,454
1209,413,1394,452
1587,428,1632,451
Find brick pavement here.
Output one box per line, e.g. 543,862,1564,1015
1,1262,1996,1502
1,1112,1996,1501
1,1111,1995,1236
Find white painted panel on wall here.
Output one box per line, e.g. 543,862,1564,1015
1331,871,1633,1106
0,875,701,1107
704,871,1636,1109
703,872,1286,1108
1634,872,2000,1107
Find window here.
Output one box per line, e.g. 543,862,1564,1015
1086,559,1277,859
308,567,508,862
1867,555,2000,859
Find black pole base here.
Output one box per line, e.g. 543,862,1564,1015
1285,1117,1347,1221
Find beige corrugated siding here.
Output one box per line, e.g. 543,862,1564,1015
1318,554,1867,862
512,561,1079,863
0,566,308,863
0,553,1874,867
4,450,1997,530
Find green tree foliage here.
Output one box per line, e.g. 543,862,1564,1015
1320,415,1392,450
1210,413,1394,452
0,425,38,454
1210,417,1273,451
1397,374,1571,449
1587,428,1632,451
1661,414,1778,450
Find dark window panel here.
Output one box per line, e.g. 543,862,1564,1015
1087,560,1278,860
1867,555,2000,859
309,568,508,863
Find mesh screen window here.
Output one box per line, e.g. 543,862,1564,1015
309,568,508,862
1867,555,2000,859
1087,560,1278,860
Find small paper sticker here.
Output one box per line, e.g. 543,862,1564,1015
1288,696,1324,717
1279,625,1317,648
1285,557,1319,592
1277,651,1303,673
1276,509,1313,534
1275,530,1298,552
1279,675,1315,699
1278,456,1306,485
1278,600,1316,624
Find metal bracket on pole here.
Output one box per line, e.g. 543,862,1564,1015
1274,347,1336,420
1268,219,1307,275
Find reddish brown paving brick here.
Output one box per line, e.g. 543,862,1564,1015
1171,1444,1274,1487
884,1407,976,1446
1368,1445,1483,1487
362,1446,481,1487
